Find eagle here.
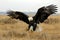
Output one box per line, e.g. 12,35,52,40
7,4,57,31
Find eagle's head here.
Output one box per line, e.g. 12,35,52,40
28,17,33,21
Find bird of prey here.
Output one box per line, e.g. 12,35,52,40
7,4,57,31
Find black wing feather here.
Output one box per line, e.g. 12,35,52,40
33,4,57,23
7,10,29,24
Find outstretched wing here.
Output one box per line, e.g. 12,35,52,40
7,10,29,24
33,4,57,23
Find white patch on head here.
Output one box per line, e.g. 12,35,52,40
29,26,33,31
28,17,33,21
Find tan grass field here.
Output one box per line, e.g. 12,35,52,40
0,15,60,40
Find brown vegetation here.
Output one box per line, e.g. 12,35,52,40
0,15,60,40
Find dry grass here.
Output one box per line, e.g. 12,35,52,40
0,15,60,40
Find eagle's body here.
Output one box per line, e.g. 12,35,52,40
28,19,37,31
7,4,57,31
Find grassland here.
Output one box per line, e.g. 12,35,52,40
0,15,60,40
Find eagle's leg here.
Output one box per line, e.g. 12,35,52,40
33,23,37,31
27,24,34,31
27,23,37,31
